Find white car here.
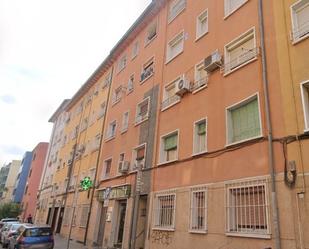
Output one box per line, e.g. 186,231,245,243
1,223,22,248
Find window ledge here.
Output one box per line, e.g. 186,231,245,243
131,54,138,61
223,57,258,77
188,230,207,234
152,227,175,232
121,128,128,134
165,51,184,65
112,99,121,107
145,35,157,48
225,134,263,148
195,31,208,42
292,34,309,45
192,84,207,94
223,0,249,20
161,99,181,112
140,73,154,85
304,128,309,134
105,136,116,142
157,159,178,166
127,89,134,95
192,150,207,157
135,116,149,126
225,232,271,239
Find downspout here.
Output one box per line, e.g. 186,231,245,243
258,1,281,249
83,66,114,245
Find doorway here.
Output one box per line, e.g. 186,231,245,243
51,207,59,232
114,201,127,248
56,207,64,233
96,205,107,247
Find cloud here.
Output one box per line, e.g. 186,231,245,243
0,95,16,104
0,144,24,156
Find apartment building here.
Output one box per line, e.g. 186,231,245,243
50,66,112,243
0,164,11,200
2,160,21,202
11,151,32,203
21,142,48,221
35,99,70,226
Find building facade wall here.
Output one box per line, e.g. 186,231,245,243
2,160,21,202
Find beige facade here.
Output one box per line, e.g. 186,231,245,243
2,160,21,202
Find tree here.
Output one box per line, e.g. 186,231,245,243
0,202,22,220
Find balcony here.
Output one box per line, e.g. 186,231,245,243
161,95,181,110
191,76,208,92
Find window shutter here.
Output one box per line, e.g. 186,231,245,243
164,134,177,151
296,3,309,28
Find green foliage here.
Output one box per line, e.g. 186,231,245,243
80,176,93,191
0,202,22,220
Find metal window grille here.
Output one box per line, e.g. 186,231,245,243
79,205,90,228
154,191,176,229
190,186,207,231
225,178,270,236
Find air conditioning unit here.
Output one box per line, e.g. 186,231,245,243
175,75,191,96
204,50,222,73
119,161,130,174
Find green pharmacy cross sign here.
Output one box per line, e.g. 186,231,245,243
80,176,93,191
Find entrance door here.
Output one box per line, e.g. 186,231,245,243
51,207,59,232
115,201,127,248
96,205,107,247
46,208,52,225
135,195,148,249
56,207,64,233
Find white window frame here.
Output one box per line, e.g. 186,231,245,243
140,57,155,83
168,0,186,23
127,74,134,94
159,129,179,165
192,60,208,93
224,0,248,18
106,120,117,141
226,93,263,146
121,110,130,133
117,55,127,73
118,152,125,174
290,0,309,43
135,97,150,125
300,80,309,132
161,77,181,111
224,27,257,75
193,118,208,155
102,157,112,179
153,190,177,230
112,86,122,105
189,185,208,233
145,20,158,46
225,177,271,238
166,31,185,64
132,143,147,171
196,9,209,41
132,41,139,59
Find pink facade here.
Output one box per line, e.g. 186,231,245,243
21,142,48,221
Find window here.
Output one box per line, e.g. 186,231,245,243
140,58,154,83
224,0,247,17
121,111,129,132
102,73,111,89
106,121,116,140
112,86,122,105
63,207,72,226
196,10,208,40
225,178,270,237
89,168,96,181
153,191,176,229
291,0,309,42
132,41,139,59
301,80,309,131
133,144,146,170
128,75,134,93
69,175,77,190
190,186,207,232
166,31,185,63
227,94,261,145
92,134,101,151
118,153,125,173
192,61,208,92
97,102,106,119
145,21,157,45
224,28,257,74
79,205,90,228
135,98,150,125
193,119,207,155
118,55,127,73
103,159,112,178
80,118,88,132
160,131,179,163
161,78,181,110
168,0,186,23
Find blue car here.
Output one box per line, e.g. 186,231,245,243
9,224,54,249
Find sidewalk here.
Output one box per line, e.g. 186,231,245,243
54,235,88,249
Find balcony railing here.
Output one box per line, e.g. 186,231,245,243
161,95,181,110
223,47,259,74
191,76,208,92
291,20,309,42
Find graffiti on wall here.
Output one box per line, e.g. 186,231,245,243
151,230,173,246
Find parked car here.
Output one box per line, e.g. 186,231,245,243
0,221,20,244
1,223,22,248
9,224,54,249
0,219,19,229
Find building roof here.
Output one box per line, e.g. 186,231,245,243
48,99,70,123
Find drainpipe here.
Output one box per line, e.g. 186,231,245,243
83,66,114,246
258,1,281,249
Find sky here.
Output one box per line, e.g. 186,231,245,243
0,0,151,166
